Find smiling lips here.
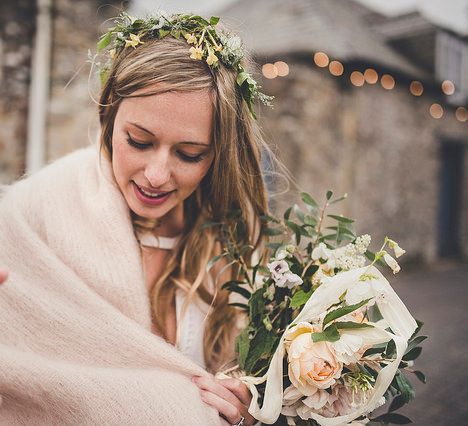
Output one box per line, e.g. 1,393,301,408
132,181,175,206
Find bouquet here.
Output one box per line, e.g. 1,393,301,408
209,191,426,426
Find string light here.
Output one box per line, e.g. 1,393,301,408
410,81,424,96
274,61,289,77
262,63,278,79
455,107,468,122
429,103,444,119
329,60,344,76
381,74,395,90
350,71,365,86
441,80,455,95
364,68,378,84
314,52,329,68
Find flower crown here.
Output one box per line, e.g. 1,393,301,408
96,12,273,119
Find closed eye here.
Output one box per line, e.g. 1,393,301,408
177,152,205,163
127,136,151,150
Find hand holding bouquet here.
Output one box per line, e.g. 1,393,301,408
210,192,426,425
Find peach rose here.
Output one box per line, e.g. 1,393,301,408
285,323,343,394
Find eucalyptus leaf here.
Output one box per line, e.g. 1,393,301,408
334,321,374,329
402,346,422,361
323,298,372,328
300,192,319,209
311,324,340,343
413,370,426,384
388,394,406,412
327,214,354,224
326,190,333,200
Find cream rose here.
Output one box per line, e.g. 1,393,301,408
285,323,343,394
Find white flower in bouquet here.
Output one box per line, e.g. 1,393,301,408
267,259,303,289
383,253,401,274
331,333,364,364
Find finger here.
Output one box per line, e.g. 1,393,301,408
199,389,242,425
193,376,240,410
218,378,252,407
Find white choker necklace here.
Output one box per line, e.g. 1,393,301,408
138,232,181,250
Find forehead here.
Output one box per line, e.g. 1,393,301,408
116,89,214,142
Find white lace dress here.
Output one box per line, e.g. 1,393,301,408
138,232,209,369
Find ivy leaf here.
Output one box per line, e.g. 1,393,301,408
322,298,372,328
311,324,340,343
290,289,313,308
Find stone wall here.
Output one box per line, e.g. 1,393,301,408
0,0,36,184
260,57,468,262
47,0,123,161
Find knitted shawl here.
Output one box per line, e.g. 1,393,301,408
0,145,226,425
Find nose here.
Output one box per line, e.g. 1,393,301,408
143,151,172,188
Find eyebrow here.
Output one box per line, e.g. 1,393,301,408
128,122,210,147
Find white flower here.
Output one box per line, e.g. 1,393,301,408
276,272,303,288
383,253,401,274
267,260,289,277
354,234,371,255
332,333,364,364
387,239,406,258
311,242,332,261
275,249,288,260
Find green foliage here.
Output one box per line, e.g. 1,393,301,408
322,298,372,328
290,289,313,308
311,324,340,343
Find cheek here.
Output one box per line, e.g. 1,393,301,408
176,161,212,191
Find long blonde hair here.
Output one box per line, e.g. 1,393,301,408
98,35,269,371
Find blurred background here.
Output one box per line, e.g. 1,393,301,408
0,0,467,424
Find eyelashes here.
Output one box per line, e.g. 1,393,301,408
126,136,206,163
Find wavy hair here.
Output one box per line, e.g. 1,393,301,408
98,35,269,371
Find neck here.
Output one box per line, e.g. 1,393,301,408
153,202,184,237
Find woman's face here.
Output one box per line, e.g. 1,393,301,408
111,89,214,222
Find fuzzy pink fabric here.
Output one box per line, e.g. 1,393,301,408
0,145,227,425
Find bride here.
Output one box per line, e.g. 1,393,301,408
0,12,276,426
